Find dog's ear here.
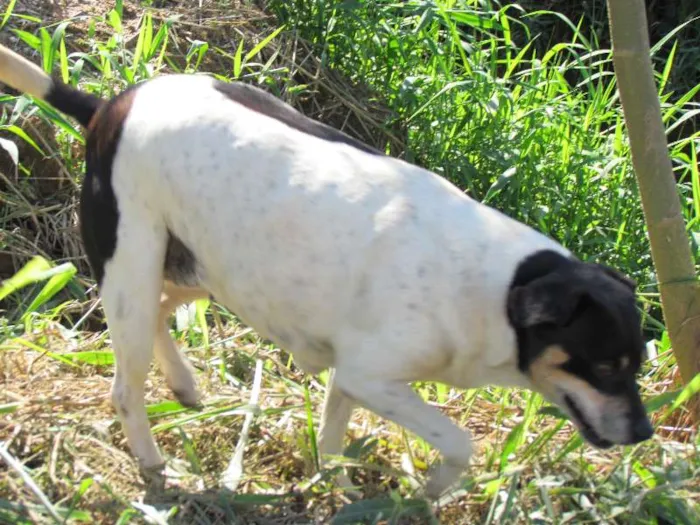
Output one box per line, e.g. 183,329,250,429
595,264,637,292
508,279,587,328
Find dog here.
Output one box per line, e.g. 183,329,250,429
0,43,653,498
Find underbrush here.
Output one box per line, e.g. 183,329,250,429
1,1,699,523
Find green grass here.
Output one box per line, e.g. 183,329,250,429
1,0,699,523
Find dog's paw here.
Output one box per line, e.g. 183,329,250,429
167,365,201,408
170,384,202,408
139,462,167,493
334,472,362,500
423,461,463,500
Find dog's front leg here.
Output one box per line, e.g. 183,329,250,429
334,371,472,499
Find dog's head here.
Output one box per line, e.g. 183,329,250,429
507,250,653,448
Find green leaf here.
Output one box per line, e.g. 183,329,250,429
0,256,52,301
0,403,20,415
500,422,525,469
195,298,210,348
233,39,244,79
61,351,115,366
12,29,40,51
49,22,70,76
151,403,254,434
115,509,138,525
645,389,681,413
538,405,570,420
670,373,700,410
107,9,123,34
59,38,69,83
13,338,79,368
2,125,45,156
132,16,146,75
444,10,499,30
146,400,189,417
244,25,285,62
304,380,319,470
142,13,154,58
177,427,202,474
231,493,286,505
39,27,52,73
342,435,377,460
22,262,77,318
0,0,16,29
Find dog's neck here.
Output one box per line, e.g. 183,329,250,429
429,202,569,391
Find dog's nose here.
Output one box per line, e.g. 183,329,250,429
631,417,653,443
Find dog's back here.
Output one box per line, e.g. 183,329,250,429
99,73,562,373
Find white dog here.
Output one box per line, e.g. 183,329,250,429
0,44,652,498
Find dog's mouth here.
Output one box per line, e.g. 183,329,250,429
563,394,613,449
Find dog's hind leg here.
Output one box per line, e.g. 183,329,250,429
154,282,209,407
318,368,357,490
100,216,168,472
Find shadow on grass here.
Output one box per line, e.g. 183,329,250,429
138,475,438,524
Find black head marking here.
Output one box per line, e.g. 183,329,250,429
507,250,643,375
508,251,652,448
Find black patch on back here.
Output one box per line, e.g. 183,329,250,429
213,81,384,156
507,250,643,378
164,232,200,287
79,85,140,286
45,79,103,128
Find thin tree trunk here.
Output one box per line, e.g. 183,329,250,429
606,0,700,395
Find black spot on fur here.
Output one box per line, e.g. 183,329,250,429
214,81,384,156
80,85,140,285
164,232,199,287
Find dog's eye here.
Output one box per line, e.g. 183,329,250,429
594,362,617,377
620,356,630,370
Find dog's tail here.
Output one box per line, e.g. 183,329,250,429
0,44,102,127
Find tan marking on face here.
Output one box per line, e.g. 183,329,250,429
536,345,570,367
528,345,605,406
528,345,635,442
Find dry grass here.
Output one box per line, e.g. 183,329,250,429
0,319,454,523
1,317,697,523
